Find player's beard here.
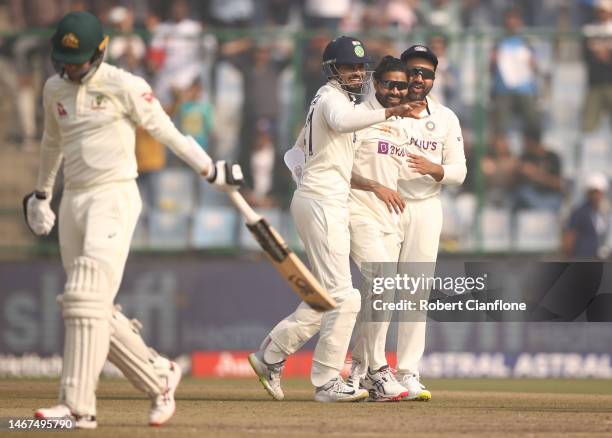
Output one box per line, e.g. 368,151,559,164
375,91,402,108
407,79,432,101
343,83,363,94
340,76,365,94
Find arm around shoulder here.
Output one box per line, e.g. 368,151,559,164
322,92,386,133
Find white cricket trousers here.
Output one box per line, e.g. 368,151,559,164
59,180,141,295
267,192,361,387
57,180,141,415
349,216,401,376
352,196,442,376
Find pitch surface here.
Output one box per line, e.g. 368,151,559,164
2,378,612,437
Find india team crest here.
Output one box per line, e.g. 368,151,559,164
377,141,389,154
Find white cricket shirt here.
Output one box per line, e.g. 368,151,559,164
397,96,466,200
294,82,387,203
36,63,208,192
349,95,407,233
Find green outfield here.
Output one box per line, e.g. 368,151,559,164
2,378,612,437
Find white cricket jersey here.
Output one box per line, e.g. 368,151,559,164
36,63,208,192
397,96,466,200
294,82,387,203
349,95,407,233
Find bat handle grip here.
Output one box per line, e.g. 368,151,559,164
226,190,262,225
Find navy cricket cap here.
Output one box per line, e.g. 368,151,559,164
322,36,374,67
400,44,439,70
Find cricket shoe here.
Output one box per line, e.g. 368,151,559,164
399,373,432,401
149,361,182,426
248,351,285,401
346,360,365,391
361,365,409,402
314,377,369,402
34,404,97,429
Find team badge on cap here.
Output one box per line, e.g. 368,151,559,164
354,45,365,57
62,33,79,49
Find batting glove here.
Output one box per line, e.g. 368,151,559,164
207,161,244,191
22,192,56,236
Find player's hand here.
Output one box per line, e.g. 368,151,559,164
396,101,427,119
22,192,55,236
407,153,444,181
206,160,244,191
373,185,405,214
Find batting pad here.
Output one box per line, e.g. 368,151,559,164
59,257,112,416
107,305,167,396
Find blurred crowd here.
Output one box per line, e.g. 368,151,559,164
0,0,610,256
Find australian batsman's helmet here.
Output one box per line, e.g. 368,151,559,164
51,11,108,65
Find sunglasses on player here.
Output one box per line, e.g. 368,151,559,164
406,67,435,80
379,80,409,90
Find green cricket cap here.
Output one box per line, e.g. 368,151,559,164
51,11,108,65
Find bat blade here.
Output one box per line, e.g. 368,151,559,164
246,219,336,312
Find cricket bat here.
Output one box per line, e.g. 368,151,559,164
226,190,336,312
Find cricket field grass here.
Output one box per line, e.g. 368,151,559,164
1,378,612,437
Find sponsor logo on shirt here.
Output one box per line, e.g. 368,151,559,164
406,137,438,151
377,142,409,158
388,145,409,157
57,102,67,117
377,141,389,154
141,92,154,103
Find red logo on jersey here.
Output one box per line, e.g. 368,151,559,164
141,92,154,103
57,102,67,117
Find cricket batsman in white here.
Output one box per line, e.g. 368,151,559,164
23,11,243,428
248,36,425,402
351,45,466,400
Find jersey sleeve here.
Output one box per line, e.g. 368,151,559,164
320,91,386,133
35,80,64,195
440,112,467,186
123,74,212,174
